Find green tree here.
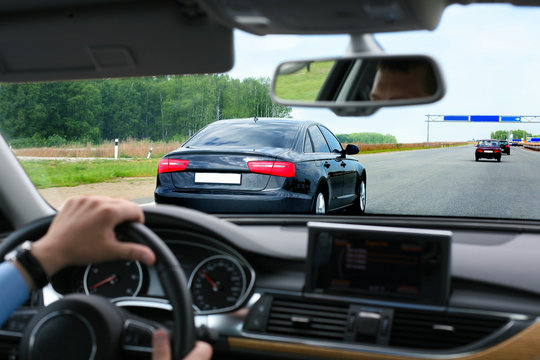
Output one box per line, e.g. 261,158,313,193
491,129,533,140
490,130,510,140
0,74,292,145
510,129,531,140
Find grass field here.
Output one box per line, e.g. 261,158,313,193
274,61,334,101
21,159,159,188
13,138,183,159
353,142,469,153
17,141,469,188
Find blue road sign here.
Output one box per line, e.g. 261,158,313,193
531,138,540,142
444,116,468,121
501,116,521,122
470,115,499,122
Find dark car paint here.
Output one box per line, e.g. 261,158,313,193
155,119,366,214
499,140,510,154
475,140,501,161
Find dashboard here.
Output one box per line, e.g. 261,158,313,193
5,205,540,360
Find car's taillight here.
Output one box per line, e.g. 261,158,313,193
494,149,500,153
476,149,483,152
248,161,295,177
158,158,189,174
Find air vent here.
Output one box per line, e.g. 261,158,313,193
390,309,509,350
266,298,349,341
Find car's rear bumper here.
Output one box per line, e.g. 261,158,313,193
476,153,501,159
155,187,313,213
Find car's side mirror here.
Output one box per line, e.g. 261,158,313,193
341,144,359,157
271,54,445,116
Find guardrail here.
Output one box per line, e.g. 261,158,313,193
523,142,540,151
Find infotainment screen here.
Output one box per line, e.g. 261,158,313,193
305,223,451,305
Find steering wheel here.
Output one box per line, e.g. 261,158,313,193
0,216,195,360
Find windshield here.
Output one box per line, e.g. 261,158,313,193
184,121,300,149
1,4,540,220
478,141,499,147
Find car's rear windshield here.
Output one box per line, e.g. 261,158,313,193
184,122,300,148
478,141,499,146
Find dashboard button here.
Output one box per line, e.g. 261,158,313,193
244,295,272,332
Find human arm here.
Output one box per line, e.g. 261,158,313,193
1,195,153,324
1,195,212,359
0,261,30,327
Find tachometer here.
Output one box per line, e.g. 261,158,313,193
188,255,247,313
83,260,144,298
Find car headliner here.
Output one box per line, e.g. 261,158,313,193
0,0,535,83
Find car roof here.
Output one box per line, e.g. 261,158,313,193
209,118,317,127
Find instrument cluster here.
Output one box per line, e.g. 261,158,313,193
50,232,255,315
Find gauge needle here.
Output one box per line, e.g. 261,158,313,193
89,274,117,290
200,270,219,291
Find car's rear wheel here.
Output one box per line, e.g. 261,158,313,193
497,157,501,162
350,177,366,214
475,156,479,161
313,192,327,215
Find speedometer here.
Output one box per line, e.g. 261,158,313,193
188,255,247,313
83,260,144,298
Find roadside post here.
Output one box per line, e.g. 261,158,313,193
147,147,153,159
114,138,119,159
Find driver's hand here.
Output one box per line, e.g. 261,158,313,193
31,195,155,280
153,330,213,360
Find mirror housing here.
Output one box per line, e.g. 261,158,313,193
344,144,360,156
345,144,360,155
271,54,445,116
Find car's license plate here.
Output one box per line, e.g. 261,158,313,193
194,173,241,184
484,150,493,153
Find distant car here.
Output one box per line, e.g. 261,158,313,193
499,140,510,154
155,118,367,215
475,139,502,162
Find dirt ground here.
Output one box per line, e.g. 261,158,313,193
38,177,155,209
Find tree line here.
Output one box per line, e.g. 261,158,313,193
336,132,397,144
490,130,540,140
0,75,291,148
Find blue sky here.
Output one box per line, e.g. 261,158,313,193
227,4,540,142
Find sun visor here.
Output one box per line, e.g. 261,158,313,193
0,1,233,82
199,0,446,35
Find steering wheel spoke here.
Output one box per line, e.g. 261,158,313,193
121,313,170,357
0,309,38,345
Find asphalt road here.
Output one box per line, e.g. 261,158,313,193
356,145,540,220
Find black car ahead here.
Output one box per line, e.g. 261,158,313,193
499,140,510,154
475,139,502,162
155,118,366,215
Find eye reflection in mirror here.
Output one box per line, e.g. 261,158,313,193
271,54,444,115
369,59,437,101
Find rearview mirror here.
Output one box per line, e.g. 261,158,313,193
271,54,445,116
